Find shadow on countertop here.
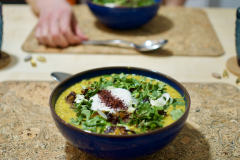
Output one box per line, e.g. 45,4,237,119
94,14,174,36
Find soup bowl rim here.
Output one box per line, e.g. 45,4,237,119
85,0,162,9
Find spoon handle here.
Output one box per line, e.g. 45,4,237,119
82,40,135,48
51,72,72,83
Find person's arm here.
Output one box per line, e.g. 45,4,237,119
162,0,186,6
26,0,87,48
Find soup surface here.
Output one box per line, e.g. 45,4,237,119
55,74,185,135
92,0,156,7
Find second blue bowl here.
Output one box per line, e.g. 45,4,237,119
86,0,162,30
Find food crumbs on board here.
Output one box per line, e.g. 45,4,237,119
222,70,228,79
212,72,221,79
37,56,46,62
236,77,240,86
24,55,32,61
30,59,37,67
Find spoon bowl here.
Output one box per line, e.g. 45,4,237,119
82,39,168,52
136,39,168,52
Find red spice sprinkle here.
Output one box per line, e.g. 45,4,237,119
98,89,128,110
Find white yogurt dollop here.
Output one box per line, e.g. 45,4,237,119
90,88,132,113
150,93,171,107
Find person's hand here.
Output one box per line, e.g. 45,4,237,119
35,0,87,48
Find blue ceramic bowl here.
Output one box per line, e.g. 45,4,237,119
86,0,162,30
49,67,191,160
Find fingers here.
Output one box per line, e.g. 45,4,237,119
49,13,68,47
36,13,69,48
35,10,87,48
35,16,57,48
59,13,82,45
41,20,57,47
73,18,88,41
35,26,44,44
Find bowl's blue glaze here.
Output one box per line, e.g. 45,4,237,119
86,0,162,30
49,67,191,160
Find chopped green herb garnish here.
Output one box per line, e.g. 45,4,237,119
170,109,184,120
66,73,185,134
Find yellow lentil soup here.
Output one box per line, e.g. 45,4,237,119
55,74,185,135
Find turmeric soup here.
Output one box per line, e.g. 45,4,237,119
55,73,185,135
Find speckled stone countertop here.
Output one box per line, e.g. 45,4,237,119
0,82,239,159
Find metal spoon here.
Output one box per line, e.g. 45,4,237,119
51,72,72,82
82,39,168,52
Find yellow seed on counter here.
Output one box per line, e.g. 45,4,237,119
30,59,37,67
37,56,46,62
236,77,240,86
222,70,228,79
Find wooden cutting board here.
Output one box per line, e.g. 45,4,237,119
22,5,224,56
0,81,239,159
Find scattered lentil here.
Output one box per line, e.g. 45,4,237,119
222,70,228,79
212,72,221,79
236,77,240,86
24,55,32,61
30,59,37,67
37,56,46,62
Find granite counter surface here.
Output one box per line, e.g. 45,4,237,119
0,81,239,159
